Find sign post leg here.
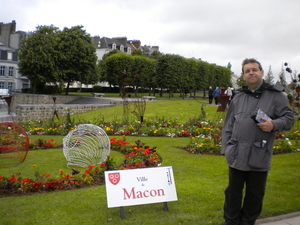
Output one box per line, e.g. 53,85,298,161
163,202,169,212
120,206,125,219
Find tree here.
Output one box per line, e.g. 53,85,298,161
197,61,210,90
264,65,275,85
103,52,133,96
236,74,247,87
18,25,99,95
130,56,154,96
98,49,119,84
131,49,145,57
186,58,199,97
278,67,287,87
18,25,62,93
58,26,98,95
149,51,163,60
156,54,186,98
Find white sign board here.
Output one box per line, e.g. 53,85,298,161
105,166,177,208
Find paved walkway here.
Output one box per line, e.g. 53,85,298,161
257,211,300,224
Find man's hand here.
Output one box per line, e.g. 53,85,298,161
257,117,274,132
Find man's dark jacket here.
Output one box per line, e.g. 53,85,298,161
221,81,294,171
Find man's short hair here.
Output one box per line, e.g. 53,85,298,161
242,58,263,73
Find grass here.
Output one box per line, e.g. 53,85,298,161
0,97,299,225
72,97,217,125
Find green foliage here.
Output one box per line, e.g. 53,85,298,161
265,65,275,85
58,26,99,95
92,85,102,92
156,54,187,98
130,55,155,95
131,49,145,56
236,74,247,87
103,52,133,95
278,67,288,87
18,25,62,93
197,61,210,89
149,50,163,59
18,25,98,95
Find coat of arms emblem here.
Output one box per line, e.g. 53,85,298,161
108,172,120,185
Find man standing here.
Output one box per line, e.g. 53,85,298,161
225,87,233,106
213,87,221,105
221,58,294,225
208,86,214,104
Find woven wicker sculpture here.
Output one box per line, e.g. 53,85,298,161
0,122,29,168
63,124,110,168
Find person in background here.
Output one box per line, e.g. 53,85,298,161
225,87,233,106
208,86,214,104
212,87,221,105
221,58,294,225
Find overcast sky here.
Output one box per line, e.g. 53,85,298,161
1,0,300,82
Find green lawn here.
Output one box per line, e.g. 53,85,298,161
0,97,299,225
72,97,217,125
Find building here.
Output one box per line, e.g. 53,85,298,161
91,36,132,60
0,20,30,91
0,43,29,91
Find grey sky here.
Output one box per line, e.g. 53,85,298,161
1,0,300,82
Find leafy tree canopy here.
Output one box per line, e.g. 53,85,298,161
18,25,98,94
18,25,61,93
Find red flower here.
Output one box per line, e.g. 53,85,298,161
42,174,51,177
123,130,131,136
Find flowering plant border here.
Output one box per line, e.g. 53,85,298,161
0,137,162,196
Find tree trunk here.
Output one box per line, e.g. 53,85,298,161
65,82,70,95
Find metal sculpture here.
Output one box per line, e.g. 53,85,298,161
63,124,110,168
0,122,29,168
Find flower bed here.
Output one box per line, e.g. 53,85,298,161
0,137,162,197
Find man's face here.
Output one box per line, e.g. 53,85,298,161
242,63,264,86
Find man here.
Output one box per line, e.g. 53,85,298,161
213,87,221,105
225,87,233,106
221,58,294,225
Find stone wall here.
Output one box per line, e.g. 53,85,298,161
9,93,112,122
11,93,79,107
14,104,113,122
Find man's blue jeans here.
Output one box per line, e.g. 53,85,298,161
223,167,268,225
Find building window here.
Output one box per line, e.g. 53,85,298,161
22,83,29,89
112,43,116,49
120,45,124,52
8,67,13,76
7,52,12,60
8,82,13,90
0,66,5,76
0,82,4,89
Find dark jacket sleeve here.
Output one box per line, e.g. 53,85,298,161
271,92,294,131
221,103,235,155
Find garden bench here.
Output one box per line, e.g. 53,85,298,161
142,96,156,101
93,93,105,97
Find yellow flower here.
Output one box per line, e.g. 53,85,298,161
32,164,37,168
